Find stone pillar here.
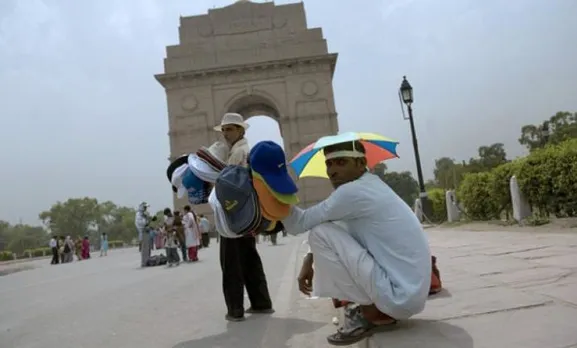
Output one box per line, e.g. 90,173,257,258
446,190,461,222
413,198,423,222
510,175,531,223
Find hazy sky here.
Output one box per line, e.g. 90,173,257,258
1,0,576,225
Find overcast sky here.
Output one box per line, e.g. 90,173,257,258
1,0,576,225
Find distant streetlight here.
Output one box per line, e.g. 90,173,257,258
399,76,432,221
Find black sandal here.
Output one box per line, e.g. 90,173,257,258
327,305,398,346
327,320,397,346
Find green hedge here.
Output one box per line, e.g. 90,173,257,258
457,172,499,220
427,188,447,223
516,139,577,217
457,139,577,220
0,251,15,261
22,248,51,258
108,240,124,249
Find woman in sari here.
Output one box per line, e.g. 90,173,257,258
81,236,91,259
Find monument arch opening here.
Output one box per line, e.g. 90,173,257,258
155,0,340,219
226,93,281,121
226,93,284,149
245,115,284,149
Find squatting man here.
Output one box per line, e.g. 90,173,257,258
283,140,432,346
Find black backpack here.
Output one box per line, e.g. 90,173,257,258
63,243,71,253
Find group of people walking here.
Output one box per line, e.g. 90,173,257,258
49,233,108,265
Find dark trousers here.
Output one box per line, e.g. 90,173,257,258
179,243,188,261
220,235,272,318
202,234,210,248
51,247,59,264
166,248,180,264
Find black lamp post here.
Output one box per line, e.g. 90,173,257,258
399,76,432,221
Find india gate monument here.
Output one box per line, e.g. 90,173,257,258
155,0,339,221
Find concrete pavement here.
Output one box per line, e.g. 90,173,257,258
0,236,337,348
1,229,577,348
365,228,577,348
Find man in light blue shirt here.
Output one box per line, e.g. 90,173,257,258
283,140,432,346
198,214,211,248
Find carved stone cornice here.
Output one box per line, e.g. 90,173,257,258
155,53,338,89
168,111,337,137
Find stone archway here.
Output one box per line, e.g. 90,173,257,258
155,0,339,219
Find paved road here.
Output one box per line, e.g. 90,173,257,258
2,229,577,348
0,236,338,348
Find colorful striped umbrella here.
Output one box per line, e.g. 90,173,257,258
289,132,399,179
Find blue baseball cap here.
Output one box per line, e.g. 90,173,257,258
249,141,298,195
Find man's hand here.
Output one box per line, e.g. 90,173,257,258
297,253,314,296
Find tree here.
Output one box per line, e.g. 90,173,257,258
0,221,48,254
0,220,11,250
39,197,101,237
519,111,577,151
98,205,138,243
468,143,508,172
5,224,47,254
0,198,146,254
433,157,465,189
372,162,388,176
381,171,420,206
371,164,419,206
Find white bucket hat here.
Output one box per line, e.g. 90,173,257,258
213,113,250,132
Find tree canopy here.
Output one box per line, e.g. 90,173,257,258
518,111,577,151
0,198,154,256
371,163,419,207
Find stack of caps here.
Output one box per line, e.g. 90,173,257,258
249,141,299,232
166,141,230,205
215,165,262,236
213,141,298,237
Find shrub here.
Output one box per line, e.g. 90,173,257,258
0,251,14,261
516,139,577,217
456,139,577,221
427,188,447,223
108,240,124,249
487,160,523,219
457,172,499,220
33,248,50,257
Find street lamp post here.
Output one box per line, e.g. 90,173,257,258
399,76,432,221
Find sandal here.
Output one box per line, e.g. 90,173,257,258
327,321,397,346
326,304,397,346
